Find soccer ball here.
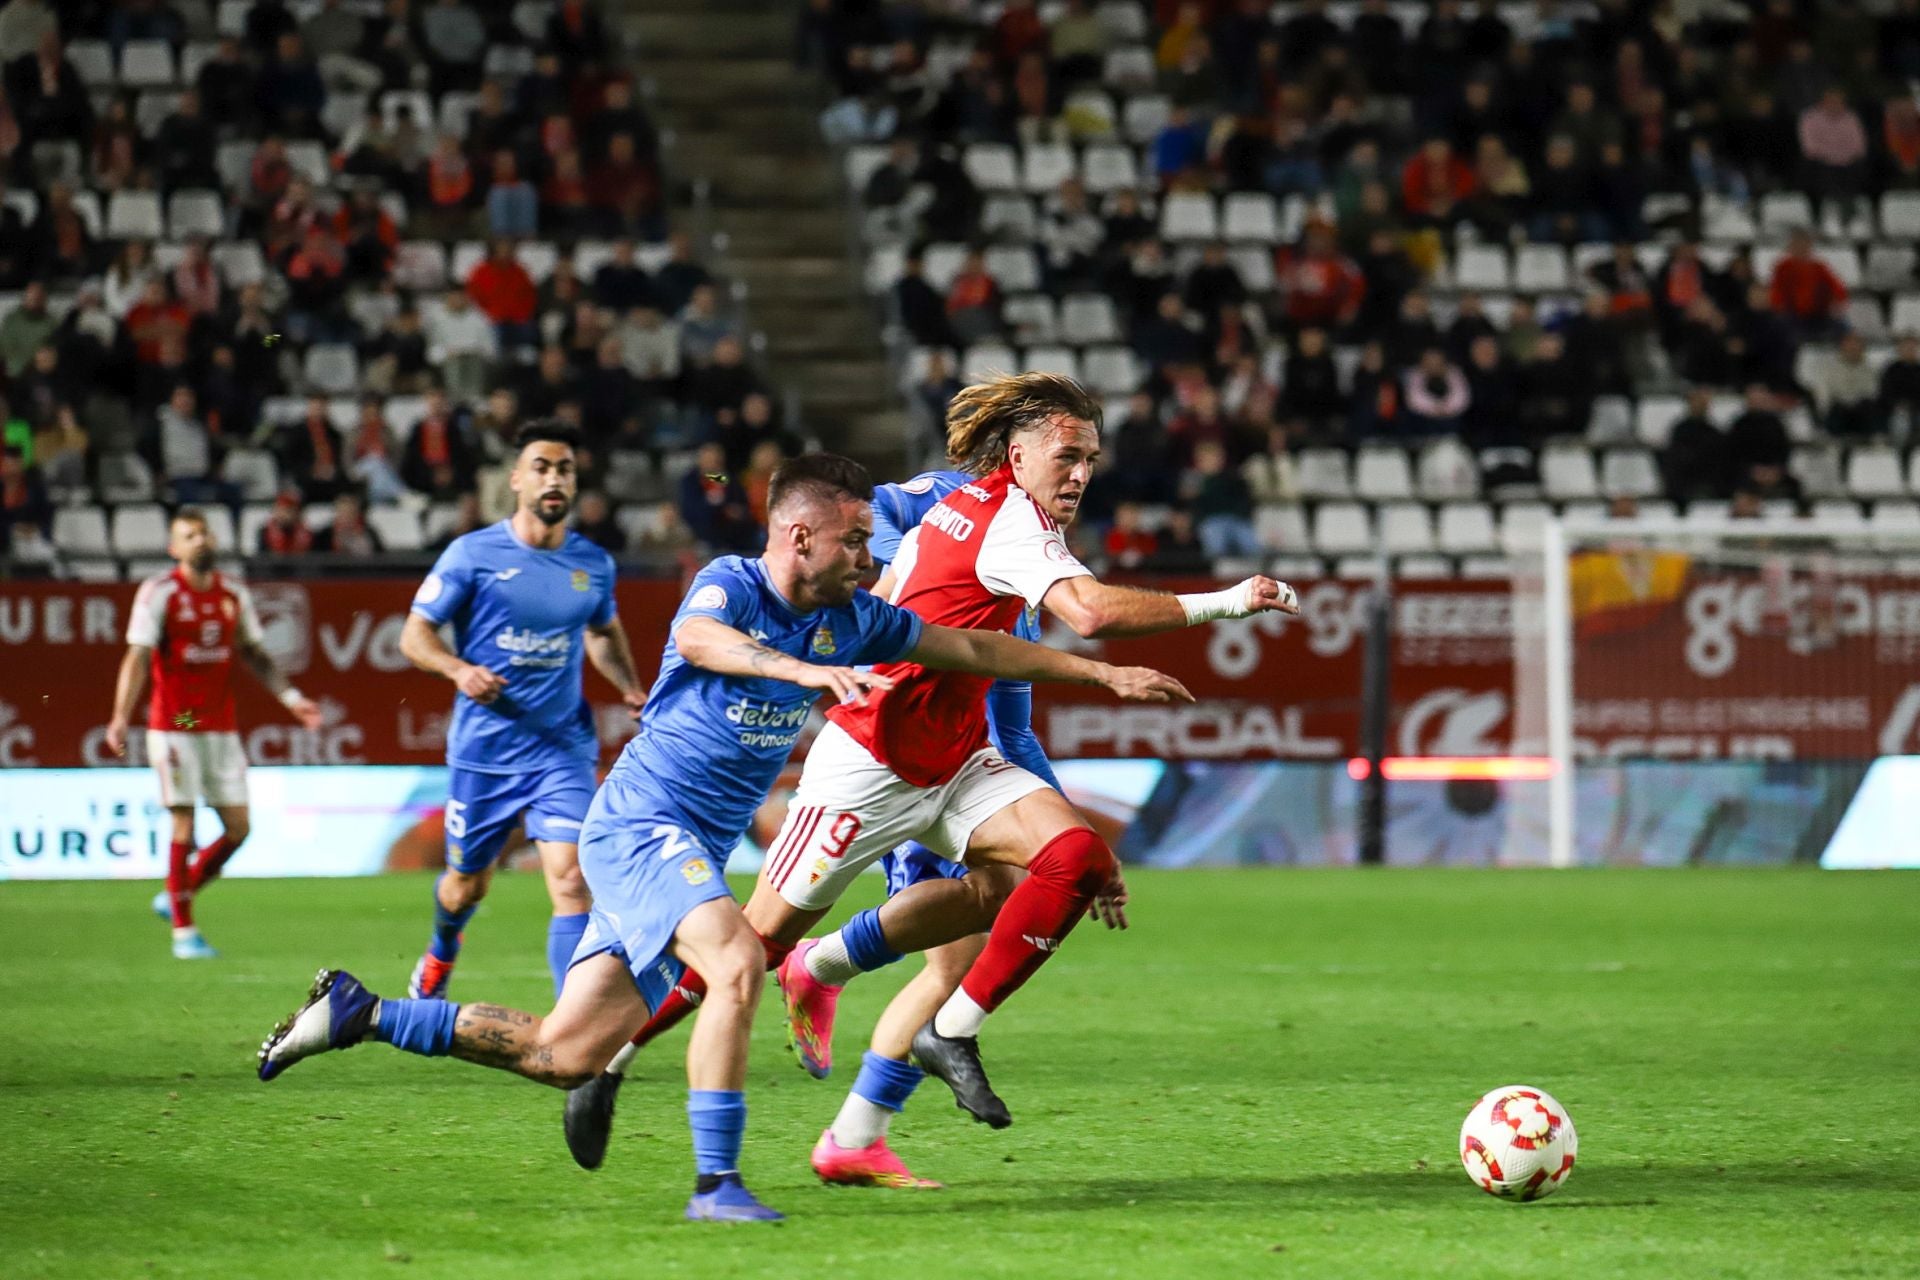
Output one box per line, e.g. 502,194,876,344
1459,1085,1577,1201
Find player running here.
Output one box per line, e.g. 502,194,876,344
564,372,1296,1167
105,508,323,959
398,420,647,999
255,453,1191,1222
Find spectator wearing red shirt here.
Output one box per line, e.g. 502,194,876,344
540,146,591,237
993,0,1050,65
1276,221,1365,332
257,489,315,555
1400,137,1475,227
586,132,661,239
466,237,539,350
124,278,192,366
945,251,1003,343
1104,502,1158,569
423,132,475,238
248,135,292,217
1769,229,1848,340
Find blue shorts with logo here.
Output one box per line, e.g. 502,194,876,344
882,839,969,898
444,759,597,874
569,773,735,1014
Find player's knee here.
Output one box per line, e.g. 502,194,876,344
703,940,766,1008
440,870,486,911
966,866,1018,923
546,861,589,912
1042,827,1115,895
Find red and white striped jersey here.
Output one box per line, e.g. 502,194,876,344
829,464,1093,786
127,567,264,732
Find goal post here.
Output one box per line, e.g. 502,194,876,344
1519,513,1920,867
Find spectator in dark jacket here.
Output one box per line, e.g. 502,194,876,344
893,252,955,347
678,441,762,551
1880,334,1920,436
1662,387,1728,501
1726,383,1799,500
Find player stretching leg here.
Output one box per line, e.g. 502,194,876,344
566,373,1290,1161
257,454,1189,1219
105,508,322,959
398,421,646,999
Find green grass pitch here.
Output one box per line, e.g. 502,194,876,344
3,868,1916,1279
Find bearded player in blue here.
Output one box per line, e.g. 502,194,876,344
256,454,1190,1222
398,420,647,1001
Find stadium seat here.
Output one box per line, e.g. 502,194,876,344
1020,143,1076,194
211,241,266,287
921,243,966,291
119,39,176,87
393,241,449,291
1866,244,1917,292
1599,448,1661,498
1254,504,1310,551
963,144,1020,193
321,92,369,139
1159,192,1218,241
238,503,273,552
984,245,1041,292
1353,446,1415,501
1227,245,1275,291
1311,502,1374,556
286,142,329,184
368,507,423,551
517,240,559,283
381,90,436,132
52,508,111,556
1459,554,1511,578
98,452,156,504
1499,502,1552,552
1417,439,1479,501
1292,448,1350,500
1847,298,1888,342
1810,499,1868,528
1102,45,1155,88
1060,293,1121,344
1122,95,1171,144
1096,0,1149,41
1396,555,1453,578
199,507,237,551
1759,192,1814,235
1080,345,1140,394
1080,143,1139,193
980,194,1038,241
1634,395,1686,448
1021,344,1080,379
1587,395,1634,445
439,91,480,139
1702,196,1758,242
844,144,889,193
1789,444,1846,499
1882,192,1920,239
66,40,114,87
1541,445,1601,501
224,448,280,502
303,345,360,396
112,505,171,557
167,189,226,239
1222,193,1280,243
1453,244,1510,291
107,192,165,242
1513,244,1569,292
1845,445,1909,499
215,140,256,192
1436,503,1499,555
1869,501,1920,548
215,0,250,36
1910,451,1920,494
961,343,1018,385
135,90,182,138
1378,502,1437,555
1001,294,1059,343
181,41,217,85
1334,555,1383,578
484,44,536,78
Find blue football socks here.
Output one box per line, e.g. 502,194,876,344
428,874,478,963
374,998,459,1056
687,1089,747,1177
851,1050,924,1112
547,912,589,996
841,908,903,974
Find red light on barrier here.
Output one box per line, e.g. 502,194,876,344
1347,757,1559,782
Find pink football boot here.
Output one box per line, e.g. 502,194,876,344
776,938,842,1079
810,1129,942,1189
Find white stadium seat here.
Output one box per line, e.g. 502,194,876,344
1437,503,1500,555
1159,192,1218,241
963,143,1020,193
1294,448,1352,500
1311,502,1373,556
1846,445,1910,500
112,505,171,557
1353,446,1415,501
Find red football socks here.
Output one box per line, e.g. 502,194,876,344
188,836,238,892
960,826,1114,1013
624,934,794,1049
167,840,194,928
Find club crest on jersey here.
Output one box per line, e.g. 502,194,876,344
681,857,713,886
688,584,727,611
811,624,836,656
571,569,590,592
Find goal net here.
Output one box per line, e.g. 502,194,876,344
1514,514,1920,867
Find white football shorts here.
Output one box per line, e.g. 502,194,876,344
147,730,249,808
764,720,1050,912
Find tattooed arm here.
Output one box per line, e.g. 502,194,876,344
672,616,895,706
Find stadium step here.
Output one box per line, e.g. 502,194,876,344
630,14,794,59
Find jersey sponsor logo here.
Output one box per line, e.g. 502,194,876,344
571,569,591,592
724,697,810,747
687,584,727,612
960,483,993,502
493,568,523,582
924,503,977,542
493,627,572,668
810,623,837,656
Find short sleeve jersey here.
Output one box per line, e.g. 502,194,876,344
127,567,264,732
410,521,618,774
606,556,923,858
830,463,1092,786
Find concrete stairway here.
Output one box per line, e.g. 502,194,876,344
616,0,906,471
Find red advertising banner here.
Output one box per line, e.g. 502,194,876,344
0,577,1530,768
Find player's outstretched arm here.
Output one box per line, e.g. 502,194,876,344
585,617,648,717
1040,574,1299,639
104,644,152,756
400,611,507,704
910,625,1193,703
238,638,323,729
673,616,895,706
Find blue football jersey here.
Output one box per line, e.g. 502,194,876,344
606,556,924,859
411,521,618,774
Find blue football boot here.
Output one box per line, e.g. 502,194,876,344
685,1175,784,1223
257,968,379,1082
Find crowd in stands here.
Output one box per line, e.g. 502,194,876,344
812,0,1920,568
0,0,797,573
